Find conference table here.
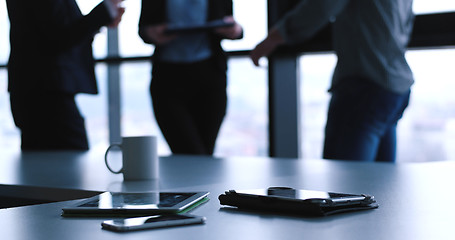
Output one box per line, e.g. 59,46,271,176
0,148,454,240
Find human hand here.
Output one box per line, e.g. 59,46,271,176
107,0,125,28
250,28,285,66
214,16,242,39
143,24,177,45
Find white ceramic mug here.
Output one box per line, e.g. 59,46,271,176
105,136,159,181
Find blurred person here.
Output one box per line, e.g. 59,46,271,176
6,0,125,151
138,0,243,155
250,0,414,162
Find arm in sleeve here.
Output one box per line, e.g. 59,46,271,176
36,0,113,54
275,0,350,44
138,0,165,44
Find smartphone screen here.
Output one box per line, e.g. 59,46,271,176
101,214,206,232
235,187,367,205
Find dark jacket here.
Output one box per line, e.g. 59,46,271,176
138,0,237,71
6,0,112,94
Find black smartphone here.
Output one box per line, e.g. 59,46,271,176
101,214,206,232
263,187,369,206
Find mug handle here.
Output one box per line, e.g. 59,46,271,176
105,144,123,174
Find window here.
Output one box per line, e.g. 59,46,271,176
413,0,455,14
299,1,455,162
2,1,454,160
82,0,268,155
113,0,269,156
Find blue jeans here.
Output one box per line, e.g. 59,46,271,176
323,78,410,162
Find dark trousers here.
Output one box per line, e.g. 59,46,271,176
10,91,89,151
323,78,410,162
151,58,227,155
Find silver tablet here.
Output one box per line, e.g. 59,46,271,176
62,191,209,217
165,19,234,34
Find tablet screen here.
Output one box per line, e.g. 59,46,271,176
78,192,196,209
62,191,209,215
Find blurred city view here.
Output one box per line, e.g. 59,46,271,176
1,1,455,162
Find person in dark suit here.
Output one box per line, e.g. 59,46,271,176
138,0,243,155
6,0,124,151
